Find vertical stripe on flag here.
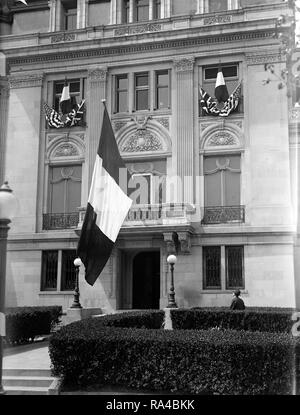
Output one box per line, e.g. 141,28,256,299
60,81,73,114
17,0,28,4
77,105,132,286
215,68,229,103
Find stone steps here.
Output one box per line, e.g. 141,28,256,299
2,368,56,395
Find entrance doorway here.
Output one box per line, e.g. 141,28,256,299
132,251,160,309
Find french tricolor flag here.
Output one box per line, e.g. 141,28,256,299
215,68,229,103
77,104,132,286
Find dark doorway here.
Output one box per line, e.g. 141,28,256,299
132,251,160,309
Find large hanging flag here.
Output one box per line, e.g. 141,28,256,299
60,80,73,115
219,83,242,117
77,103,132,286
199,81,242,117
43,102,64,128
215,68,229,103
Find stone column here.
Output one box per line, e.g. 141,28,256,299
77,0,88,29
149,0,154,20
197,0,205,14
173,56,195,204
110,0,117,24
129,0,134,23
48,0,56,31
164,0,171,18
55,0,63,31
0,78,9,186
87,67,108,184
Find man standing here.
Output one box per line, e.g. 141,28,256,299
230,289,245,310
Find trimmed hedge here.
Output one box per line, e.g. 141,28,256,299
92,310,165,329
171,308,296,333
49,316,299,395
5,306,62,345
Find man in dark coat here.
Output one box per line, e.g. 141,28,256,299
230,289,245,310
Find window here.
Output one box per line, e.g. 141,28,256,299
135,72,149,111
226,246,244,289
201,63,242,115
155,70,170,110
203,246,221,289
172,0,197,16
203,155,243,224
153,0,161,19
135,0,149,21
115,75,128,113
61,0,77,30
43,165,82,230
208,0,228,13
41,250,77,292
204,155,241,208
53,79,84,113
203,245,244,291
123,0,130,23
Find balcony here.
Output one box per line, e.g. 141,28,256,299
77,203,197,230
202,206,245,225
43,212,79,230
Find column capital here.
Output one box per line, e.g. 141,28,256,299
173,56,195,73
88,67,108,83
8,72,44,89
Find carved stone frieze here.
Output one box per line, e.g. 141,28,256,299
131,115,152,130
174,56,195,73
88,67,108,82
114,23,162,37
53,143,79,157
51,33,76,43
203,15,232,25
245,53,285,65
8,73,44,89
121,130,163,153
208,131,237,146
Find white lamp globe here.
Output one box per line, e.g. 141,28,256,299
74,257,83,267
0,182,18,221
167,255,177,265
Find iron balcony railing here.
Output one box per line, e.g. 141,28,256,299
43,212,79,230
202,206,245,225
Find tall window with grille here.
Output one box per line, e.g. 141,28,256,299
226,246,244,289
135,72,149,111
41,250,77,292
153,0,161,19
203,246,221,289
114,74,128,113
43,165,82,230
203,155,244,224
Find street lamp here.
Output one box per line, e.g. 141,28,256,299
0,182,18,395
166,255,178,309
70,257,83,309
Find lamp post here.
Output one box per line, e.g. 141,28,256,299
166,255,178,309
70,257,83,309
0,182,18,395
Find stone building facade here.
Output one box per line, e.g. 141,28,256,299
0,0,299,313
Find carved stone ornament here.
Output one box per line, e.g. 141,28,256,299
156,118,170,130
113,121,128,132
245,53,285,66
114,23,162,37
174,57,195,73
8,73,44,89
203,15,232,25
163,232,176,255
177,232,191,255
54,143,79,157
121,130,163,153
208,131,237,147
51,33,76,43
88,67,108,82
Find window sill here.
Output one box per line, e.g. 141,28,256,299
39,291,74,295
200,290,248,294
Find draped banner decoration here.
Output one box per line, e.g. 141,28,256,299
199,82,242,117
43,100,85,128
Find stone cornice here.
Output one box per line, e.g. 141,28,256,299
88,67,108,82
7,30,275,69
8,73,44,89
174,56,195,73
